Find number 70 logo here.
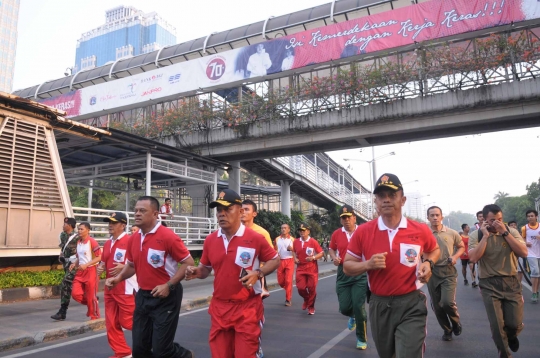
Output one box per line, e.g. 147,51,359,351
206,57,226,81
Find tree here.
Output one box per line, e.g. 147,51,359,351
254,210,304,240
444,211,477,232
494,191,509,201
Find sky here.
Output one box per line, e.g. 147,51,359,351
11,1,540,216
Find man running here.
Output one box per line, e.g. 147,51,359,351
106,196,194,358
293,223,324,315
426,206,465,341
274,223,295,306
522,210,540,303
51,217,78,321
460,223,476,286
344,173,440,358
98,212,138,358
469,204,528,357
185,189,279,358
329,204,368,350
70,222,102,320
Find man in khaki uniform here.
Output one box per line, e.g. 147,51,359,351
426,206,465,341
469,204,528,358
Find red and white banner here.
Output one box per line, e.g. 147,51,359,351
38,0,539,119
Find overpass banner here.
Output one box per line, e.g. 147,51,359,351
40,0,540,118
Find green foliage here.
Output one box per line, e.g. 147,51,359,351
306,206,343,239
491,177,540,228
254,210,304,239
0,270,65,289
68,186,118,209
444,211,477,232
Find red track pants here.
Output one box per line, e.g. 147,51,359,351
296,271,318,310
277,258,294,301
72,266,100,319
209,295,264,358
105,293,135,357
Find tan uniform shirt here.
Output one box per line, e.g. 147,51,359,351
431,225,463,266
251,223,273,248
468,227,525,279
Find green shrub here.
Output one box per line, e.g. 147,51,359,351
0,270,65,289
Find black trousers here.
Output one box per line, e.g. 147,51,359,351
132,284,191,358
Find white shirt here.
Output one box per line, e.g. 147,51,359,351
276,236,294,259
525,223,540,258
247,52,272,77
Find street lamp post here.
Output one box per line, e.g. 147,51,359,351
344,150,395,218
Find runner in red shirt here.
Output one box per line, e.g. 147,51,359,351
186,189,280,358
292,223,324,315
106,196,194,358
70,222,102,320
344,173,440,358
97,212,138,358
459,223,476,287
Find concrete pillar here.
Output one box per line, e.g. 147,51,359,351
281,180,291,218
228,161,241,195
186,185,209,218
146,152,152,196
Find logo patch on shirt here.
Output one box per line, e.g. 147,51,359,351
150,254,161,264
147,248,165,268
235,246,256,268
115,251,123,261
405,248,417,263
239,251,251,264
306,247,314,256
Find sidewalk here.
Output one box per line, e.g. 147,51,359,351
0,261,338,352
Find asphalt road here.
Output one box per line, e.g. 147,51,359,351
2,273,539,358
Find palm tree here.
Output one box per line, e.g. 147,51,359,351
494,191,509,201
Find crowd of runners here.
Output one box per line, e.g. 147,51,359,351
50,172,537,358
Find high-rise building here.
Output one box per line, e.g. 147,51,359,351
74,6,176,73
0,0,20,93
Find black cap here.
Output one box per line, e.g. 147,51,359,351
64,217,76,228
298,223,311,231
339,204,355,217
373,173,403,194
103,212,128,224
209,189,242,208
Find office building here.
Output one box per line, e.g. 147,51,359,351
0,0,20,92
74,5,176,72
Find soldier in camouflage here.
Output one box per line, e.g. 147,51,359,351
51,217,78,321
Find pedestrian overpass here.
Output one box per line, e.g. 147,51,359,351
12,0,540,227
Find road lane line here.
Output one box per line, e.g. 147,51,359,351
3,274,338,357
306,328,353,358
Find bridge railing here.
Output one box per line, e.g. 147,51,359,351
72,207,217,247
94,26,540,138
274,154,370,218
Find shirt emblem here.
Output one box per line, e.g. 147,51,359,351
239,251,252,265
150,253,162,265
405,248,418,263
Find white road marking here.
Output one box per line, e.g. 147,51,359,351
306,328,353,358
522,280,533,293
3,273,338,357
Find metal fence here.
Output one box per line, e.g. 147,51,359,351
72,207,217,246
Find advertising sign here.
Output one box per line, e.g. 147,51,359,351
38,0,539,118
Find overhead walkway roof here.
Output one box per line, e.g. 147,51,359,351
13,0,394,99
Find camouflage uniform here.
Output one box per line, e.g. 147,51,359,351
59,231,78,306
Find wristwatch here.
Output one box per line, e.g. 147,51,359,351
424,259,434,270
255,269,265,279
502,231,510,238
167,281,176,291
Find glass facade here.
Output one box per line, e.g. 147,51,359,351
74,6,176,72
0,0,20,93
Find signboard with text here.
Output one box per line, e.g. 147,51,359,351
39,0,540,118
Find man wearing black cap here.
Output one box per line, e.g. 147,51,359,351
106,196,194,358
344,173,440,358
51,217,78,321
293,223,324,315
185,189,279,357
98,212,138,358
329,205,368,350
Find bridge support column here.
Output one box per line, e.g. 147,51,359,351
146,152,152,196
228,161,241,195
281,180,291,218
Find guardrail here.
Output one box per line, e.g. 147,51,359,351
72,207,217,247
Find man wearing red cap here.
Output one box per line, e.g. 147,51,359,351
98,212,138,358
344,173,440,358
329,205,368,350
186,189,280,358
293,223,324,315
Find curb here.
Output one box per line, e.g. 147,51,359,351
0,280,106,304
0,268,337,353
0,319,106,352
